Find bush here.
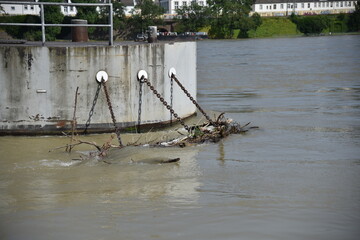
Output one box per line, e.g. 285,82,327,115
295,15,329,35
0,15,41,40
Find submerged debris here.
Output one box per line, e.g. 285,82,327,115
50,113,258,162
155,112,258,147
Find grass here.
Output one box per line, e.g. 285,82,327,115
249,17,300,38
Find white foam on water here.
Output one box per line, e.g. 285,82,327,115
39,159,78,167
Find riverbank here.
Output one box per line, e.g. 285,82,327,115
200,15,359,39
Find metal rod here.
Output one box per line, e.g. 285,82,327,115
41,4,45,46
0,1,113,46
109,3,113,46
0,23,111,27
0,1,111,7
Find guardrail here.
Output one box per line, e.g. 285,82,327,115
0,1,113,46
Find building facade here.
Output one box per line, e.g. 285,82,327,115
159,0,207,16
1,0,77,16
252,0,357,16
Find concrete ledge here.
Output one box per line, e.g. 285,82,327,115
0,41,197,135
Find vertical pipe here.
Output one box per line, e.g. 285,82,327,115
41,4,45,46
109,3,113,46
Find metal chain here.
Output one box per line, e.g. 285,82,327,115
170,77,173,125
171,74,216,126
83,82,102,134
102,81,123,147
142,77,190,132
137,80,143,133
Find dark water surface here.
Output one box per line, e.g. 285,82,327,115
1,35,360,239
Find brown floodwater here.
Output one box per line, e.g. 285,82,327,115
1,35,360,240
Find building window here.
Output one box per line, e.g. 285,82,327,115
174,1,179,9
182,1,186,6
280,3,283,9
273,4,276,9
326,2,329,7
301,3,304,8
199,1,204,6
287,3,290,8
11,6,15,11
70,6,74,11
308,3,311,8
341,2,343,7
260,4,263,10
64,6,68,12
295,3,297,8
31,6,34,10
24,5,28,10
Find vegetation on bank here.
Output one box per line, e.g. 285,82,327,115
0,0,359,41
0,0,164,41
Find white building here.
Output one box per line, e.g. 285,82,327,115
252,0,357,16
159,0,207,16
0,0,77,17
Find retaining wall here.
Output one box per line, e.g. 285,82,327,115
0,41,197,135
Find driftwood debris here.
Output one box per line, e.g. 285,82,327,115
155,112,258,147
50,112,257,162
51,87,257,163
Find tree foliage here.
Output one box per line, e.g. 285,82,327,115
175,3,211,32
292,15,329,35
206,0,261,38
348,0,360,31
0,15,41,40
125,0,164,37
39,0,64,41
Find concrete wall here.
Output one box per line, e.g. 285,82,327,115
0,42,197,135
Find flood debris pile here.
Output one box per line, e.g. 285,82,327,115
157,113,257,147
52,112,257,163
51,71,258,163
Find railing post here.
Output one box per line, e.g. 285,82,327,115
41,4,45,46
109,3,113,46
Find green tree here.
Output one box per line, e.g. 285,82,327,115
127,0,164,37
71,0,99,35
348,0,360,31
95,1,126,40
296,15,329,35
237,12,262,38
1,15,40,40
39,0,64,41
72,0,98,23
207,0,260,39
175,2,210,32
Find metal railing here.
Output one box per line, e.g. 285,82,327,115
0,1,113,46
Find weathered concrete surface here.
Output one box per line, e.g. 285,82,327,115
0,41,197,135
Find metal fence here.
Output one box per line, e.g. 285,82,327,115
0,1,113,45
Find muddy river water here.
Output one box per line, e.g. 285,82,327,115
1,35,360,239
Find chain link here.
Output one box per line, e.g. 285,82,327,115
83,82,102,134
102,81,123,147
142,77,190,132
171,74,216,126
170,77,173,125
137,80,143,133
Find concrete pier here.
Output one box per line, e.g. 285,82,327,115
0,41,197,135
